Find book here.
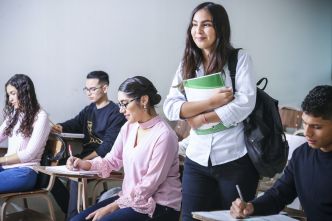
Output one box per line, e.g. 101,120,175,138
192,210,297,221
183,72,228,135
44,165,99,176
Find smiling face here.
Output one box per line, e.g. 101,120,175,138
302,112,332,152
191,9,216,56
117,91,143,123
6,84,19,109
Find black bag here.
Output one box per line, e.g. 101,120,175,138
36,134,67,188
229,49,289,178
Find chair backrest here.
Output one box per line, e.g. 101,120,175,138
279,106,303,133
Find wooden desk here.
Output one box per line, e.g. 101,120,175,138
34,166,123,212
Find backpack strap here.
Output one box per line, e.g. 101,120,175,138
228,48,241,91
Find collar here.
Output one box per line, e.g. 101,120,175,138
138,115,161,129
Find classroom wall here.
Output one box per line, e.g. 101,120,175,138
0,0,331,146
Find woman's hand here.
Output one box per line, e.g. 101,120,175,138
187,114,204,129
85,202,120,221
230,198,254,218
208,87,234,109
66,157,91,171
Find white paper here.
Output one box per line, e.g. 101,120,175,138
285,133,306,160
192,211,297,221
45,165,99,176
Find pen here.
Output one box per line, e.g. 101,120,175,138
236,184,244,201
48,118,56,126
68,144,73,158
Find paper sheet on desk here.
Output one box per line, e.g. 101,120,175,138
192,211,297,221
45,165,99,176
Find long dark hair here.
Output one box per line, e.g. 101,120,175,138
3,74,40,137
118,76,161,108
182,2,234,80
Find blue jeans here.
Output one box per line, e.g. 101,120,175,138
181,155,259,221
70,196,180,221
67,180,79,220
0,167,38,193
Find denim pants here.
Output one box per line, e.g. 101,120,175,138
70,195,180,221
0,167,38,193
181,154,259,221
67,180,79,220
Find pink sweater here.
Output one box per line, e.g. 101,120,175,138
0,109,51,167
90,116,182,217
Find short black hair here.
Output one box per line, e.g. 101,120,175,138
301,85,332,120
86,71,109,85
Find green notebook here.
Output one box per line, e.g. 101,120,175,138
183,72,230,135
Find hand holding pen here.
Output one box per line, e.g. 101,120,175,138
65,144,92,171
66,144,79,171
230,185,254,218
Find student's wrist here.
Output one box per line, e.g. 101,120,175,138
0,156,7,166
201,114,209,124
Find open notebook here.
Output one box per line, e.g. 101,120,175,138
192,210,297,221
44,165,99,176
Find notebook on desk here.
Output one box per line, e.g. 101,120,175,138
192,210,297,221
45,165,99,176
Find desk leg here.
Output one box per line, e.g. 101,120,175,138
77,181,83,212
82,178,88,211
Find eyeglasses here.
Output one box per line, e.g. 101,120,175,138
83,86,102,94
118,98,138,110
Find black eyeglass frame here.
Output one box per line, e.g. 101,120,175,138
117,97,139,109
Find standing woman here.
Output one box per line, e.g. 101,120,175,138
0,74,51,193
68,76,181,221
163,2,259,220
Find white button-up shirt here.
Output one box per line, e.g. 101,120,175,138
163,50,256,166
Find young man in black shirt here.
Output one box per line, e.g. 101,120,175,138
51,71,126,220
230,85,332,221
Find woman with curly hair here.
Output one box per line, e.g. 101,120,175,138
0,74,51,193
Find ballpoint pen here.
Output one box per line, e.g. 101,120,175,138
236,184,244,201
68,144,73,158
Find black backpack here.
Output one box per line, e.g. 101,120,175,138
228,49,289,178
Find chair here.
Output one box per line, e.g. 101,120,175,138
279,106,303,133
0,133,66,221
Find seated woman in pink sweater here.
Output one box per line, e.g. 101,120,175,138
0,74,51,193
67,76,182,221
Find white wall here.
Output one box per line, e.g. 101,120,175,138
0,0,331,144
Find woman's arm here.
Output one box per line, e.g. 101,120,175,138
214,50,256,127
180,87,233,119
164,64,233,121
16,110,51,163
0,153,20,165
